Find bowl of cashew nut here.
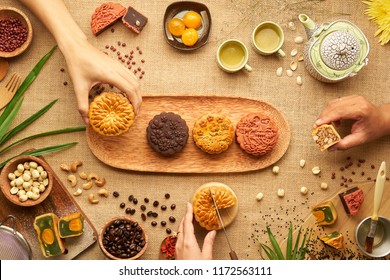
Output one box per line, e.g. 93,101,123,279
0,155,53,207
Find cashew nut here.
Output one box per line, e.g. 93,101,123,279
73,188,83,196
82,180,93,190
97,188,109,197
87,172,99,181
95,177,106,187
60,163,71,172
67,174,77,188
70,161,83,173
88,193,99,204
79,171,88,180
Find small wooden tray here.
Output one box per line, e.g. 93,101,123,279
0,157,97,260
86,95,291,173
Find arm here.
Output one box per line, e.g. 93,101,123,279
314,95,390,150
18,0,142,124
175,202,216,260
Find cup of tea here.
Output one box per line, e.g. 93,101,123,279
251,21,285,57
216,39,252,73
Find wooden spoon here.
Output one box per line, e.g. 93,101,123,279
0,58,9,81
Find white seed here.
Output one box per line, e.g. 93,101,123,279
32,187,40,194
276,67,283,77
10,187,19,195
19,194,28,202
10,180,16,187
22,181,31,189
43,178,49,187
17,164,24,173
272,166,280,174
15,177,24,186
277,188,285,197
320,182,328,190
286,69,293,77
299,159,306,168
22,173,31,182
17,190,26,197
14,170,22,177
300,186,309,195
298,53,304,61
29,161,38,169
294,36,304,44
31,193,40,200
23,162,30,170
31,169,40,179
8,173,16,181
296,76,303,85
312,166,321,175
26,191,33,198
40,171,47,179
288,21,296,31
256,192,264,201
291,49,298,57
290,61,298,71
37,166,44,173
38,185,46,193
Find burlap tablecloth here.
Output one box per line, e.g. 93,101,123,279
1,0,389,260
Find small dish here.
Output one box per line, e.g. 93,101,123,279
0,155,53,207
163,1,212,51
355,216,390,258
0,7,33,58
159,235,177,260
99,217,148,260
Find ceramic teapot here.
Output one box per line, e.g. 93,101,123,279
298,14,369,83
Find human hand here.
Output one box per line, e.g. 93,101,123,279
314,95,390,150
175,202,216,260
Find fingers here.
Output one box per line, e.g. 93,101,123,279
174,217,185,259
201,230,216,260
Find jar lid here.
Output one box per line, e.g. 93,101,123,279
0,215,32,260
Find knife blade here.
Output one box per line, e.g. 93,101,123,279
209,188,238,260
365,161,386,253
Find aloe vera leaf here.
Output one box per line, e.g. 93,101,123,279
292,226,302,260
260,243,277,260
0,97,24,140
0,142,77,168
286,223,293,260
0,46,57,125
0,126,85,154
0,99,58,145
266,226,284,260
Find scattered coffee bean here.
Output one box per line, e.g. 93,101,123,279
60,68,65,72
128,195,134,202
144,198,149,203
151,221,157,227
120,202,126,208
125,208,131,214
161,221,167,227
165,193,170,199
166,228,172,234
161,205,167,211
147,211,153,217
171,204,176,210
113,191,119,197
141,213,146,221
63,81,68,86
153,201,159,207
169,216,176,223
130,209,136,215
140,205,146,211
111,28,115,32
152,212,158,218
133,198,138,205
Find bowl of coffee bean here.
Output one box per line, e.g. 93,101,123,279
99,217,148,260
0,7,33,58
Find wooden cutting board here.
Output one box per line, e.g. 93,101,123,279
86,95,291,173
281,182,390,259
0,157,97,260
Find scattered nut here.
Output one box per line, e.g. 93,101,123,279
299,159,306,168
256,192,264,201
79,171,88,180
320,182,328,190
70,161,83,173
98,188,109,197
135,20,141,27
291,49,298,57
276,67,283,77
312,166,321,175
87,172,99,181
82,181,93,190
290,61,298,71
272,166,280,174
95,177,106,187
300,186,308,195
294,36,304,44
288,21,296,31
296,76,303,86
60,163,70,172
67,174,77,188
88,193,99,204
286,69,293,77
73,188,83,196
277,188,285,197
298,53,304,61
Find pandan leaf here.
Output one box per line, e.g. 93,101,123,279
266,226,285,260
286,223,293,260
260,243,277,260
0,97,24,139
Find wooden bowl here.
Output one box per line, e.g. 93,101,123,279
0,155,53,207
99,217,148,260
0,7,33,58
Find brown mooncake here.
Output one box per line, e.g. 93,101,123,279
88,92,135,136
91,2,126,36
235,112,279,156
122,6,148,34
146,112,189,156
338,187,364,216
192,113,234,154
312,124,341,151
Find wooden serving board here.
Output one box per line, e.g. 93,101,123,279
282,182,390,259
0,157,97,260
86,95,291,173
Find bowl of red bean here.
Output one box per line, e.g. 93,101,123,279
99,217,148,260
0,6,33,58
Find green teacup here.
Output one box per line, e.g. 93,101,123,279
251,21,285,57
217,39,252,73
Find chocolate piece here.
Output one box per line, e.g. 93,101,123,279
235,112,279,156
146,112,189,156
338,187,364,216
122,6,148,34
91,2,126,36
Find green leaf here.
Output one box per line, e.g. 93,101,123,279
0,142,78,168
260,243,277,260
0,126,85,154
286,223,293,260
292,226,302,260
0,99,58,145
266,226,285,260
0,97,24,139
0,46,57,125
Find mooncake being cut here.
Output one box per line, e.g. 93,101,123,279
338,187,364,216
91,2,126,35
146,112,189,156
312,124,341,151
192,182,238,231
88,92,135,136
192,113,234,154
236,112,279,156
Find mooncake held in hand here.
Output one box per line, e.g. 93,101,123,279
312,124,341,151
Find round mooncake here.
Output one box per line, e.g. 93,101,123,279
146,112,189,156
192,113,234,154
88,92,135,136
235,112,278,156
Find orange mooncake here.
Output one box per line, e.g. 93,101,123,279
312,124,341,151
88,92,135,136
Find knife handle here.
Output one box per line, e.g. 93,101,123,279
229,251,238,260
373,161,386,220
